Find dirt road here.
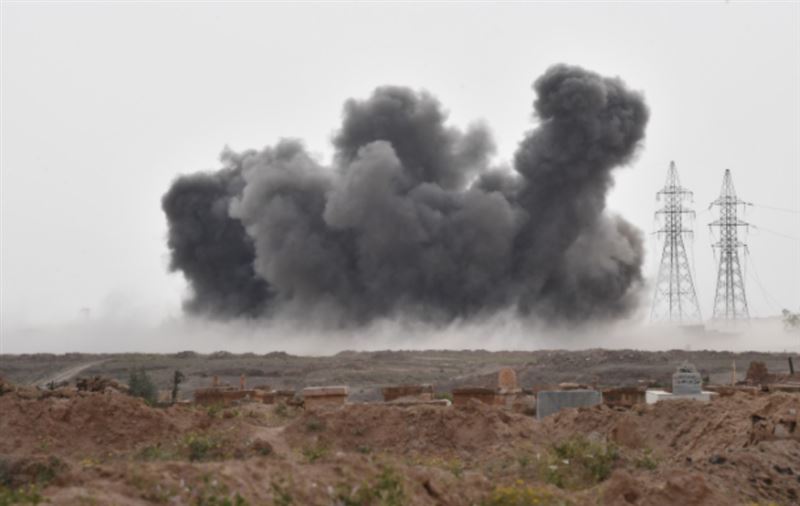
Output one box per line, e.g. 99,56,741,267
35,359,107,387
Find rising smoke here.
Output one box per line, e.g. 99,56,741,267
162,64,649,326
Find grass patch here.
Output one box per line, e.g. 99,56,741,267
482,482,570,506
271,481,293,506
305,417,326,433
539,436,618,490
192,475,247,506
335,467,405,506
0,484,42,506
413,456,465,478
301,445,329,463
183,433,226,462
137,443,176,462
274,403,288,418
634,448,658,471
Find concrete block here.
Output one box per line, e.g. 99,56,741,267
302,386,349,409
536,390,602,419
645,389,717,404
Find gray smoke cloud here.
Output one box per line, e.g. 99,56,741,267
162,64,649,326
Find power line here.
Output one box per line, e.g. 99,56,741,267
748,202,800,215
745,250,782,314
751,225,800,242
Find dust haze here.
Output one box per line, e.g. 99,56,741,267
4,313,798,355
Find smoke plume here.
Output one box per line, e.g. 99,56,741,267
162,64,649,325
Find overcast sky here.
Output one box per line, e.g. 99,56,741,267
1,2,798,352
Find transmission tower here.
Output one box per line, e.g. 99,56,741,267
650,161,702,324
709,169,750,322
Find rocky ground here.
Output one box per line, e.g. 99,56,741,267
1,375,798,506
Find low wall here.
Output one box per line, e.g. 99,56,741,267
536,390,602,419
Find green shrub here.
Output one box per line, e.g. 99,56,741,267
634,449,658,471
183,434,224,462
128,369,158,405
540,436,618,490
274,403,288,418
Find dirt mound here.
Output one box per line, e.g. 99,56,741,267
285,400,536,457
541,393,799,455
540,393,800,504
601,470,729,506
0,389,193,458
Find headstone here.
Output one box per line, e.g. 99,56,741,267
745,361,770,385
646,362,717,404
497,368,519,392
672,361,702,394
302,386,349,409
536,390,602,419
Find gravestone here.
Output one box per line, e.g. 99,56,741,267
536,390,602,419
646,361,717,404
497,368,519,393
672,361,702,394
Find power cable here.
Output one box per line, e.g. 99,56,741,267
751,225,800,242
744,250,783,314
748,202,800,215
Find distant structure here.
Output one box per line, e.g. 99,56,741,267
650,161,702,324
709,169,750,323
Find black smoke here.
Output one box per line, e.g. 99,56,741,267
162,64,649,325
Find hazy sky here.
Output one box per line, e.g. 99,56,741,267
1,1,799,352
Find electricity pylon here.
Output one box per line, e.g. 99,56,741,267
709,169,750,322
650,161,702,324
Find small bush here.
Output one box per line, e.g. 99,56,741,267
183,434,224,462
305,417,325,432
128,369,158,405
434,392,453,402
137,444,174,462
540,436,618,490
634,448,658,471
301,445,328,463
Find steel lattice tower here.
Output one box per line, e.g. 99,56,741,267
709,169,750,322
650,161,702,323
